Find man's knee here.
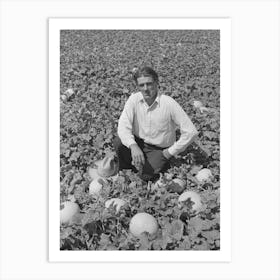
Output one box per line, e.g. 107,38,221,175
113,136,135,171
142,149,170,180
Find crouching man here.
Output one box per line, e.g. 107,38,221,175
113,66,198,181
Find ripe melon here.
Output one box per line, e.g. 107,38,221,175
165,173,173,180
61,94,67,101
88,167,101,180
129,213,158,238
196,168,213,183
193,100,203,108
65,88,74,96
60,201,80,225
166,178,186,194
172,178,186,188
89,178,104,195
199,106,209,113
178,191,202,212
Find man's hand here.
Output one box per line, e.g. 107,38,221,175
162,149,172,160
130,144,145,168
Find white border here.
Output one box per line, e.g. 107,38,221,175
49,18,231,262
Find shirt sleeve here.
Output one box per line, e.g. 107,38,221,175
167,99,199,157
117,95,137,148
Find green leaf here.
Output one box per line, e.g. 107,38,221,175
169,220,184,240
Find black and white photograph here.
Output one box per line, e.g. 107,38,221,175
49,18,231,261
1,0,279,279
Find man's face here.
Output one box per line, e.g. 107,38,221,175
137,76,158,105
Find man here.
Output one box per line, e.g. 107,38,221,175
113,66,198,181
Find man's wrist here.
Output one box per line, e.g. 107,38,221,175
129,143,138,150
163,149,172,159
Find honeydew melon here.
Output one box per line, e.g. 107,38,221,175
129,213,158,238
60,201,80,225
196,168,213,183
178,191,202,212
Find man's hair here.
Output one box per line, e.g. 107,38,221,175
133,66,159,84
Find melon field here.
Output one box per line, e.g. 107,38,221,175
60,30,220,250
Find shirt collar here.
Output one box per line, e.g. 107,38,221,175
138,92,161,107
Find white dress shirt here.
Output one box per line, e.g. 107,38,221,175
117,91,198,157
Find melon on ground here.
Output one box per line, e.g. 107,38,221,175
60,201,80,224
195,168,213,183
178,191,202,212
89,178,105,195
193,100,203,108
129,213,158,238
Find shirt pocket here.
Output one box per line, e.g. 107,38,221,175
151,115,170,133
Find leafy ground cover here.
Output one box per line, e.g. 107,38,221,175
60,30,220,250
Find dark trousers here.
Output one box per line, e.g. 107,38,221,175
113,136,171,181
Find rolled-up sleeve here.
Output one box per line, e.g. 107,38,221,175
167,100,198,156
117,95,137,148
